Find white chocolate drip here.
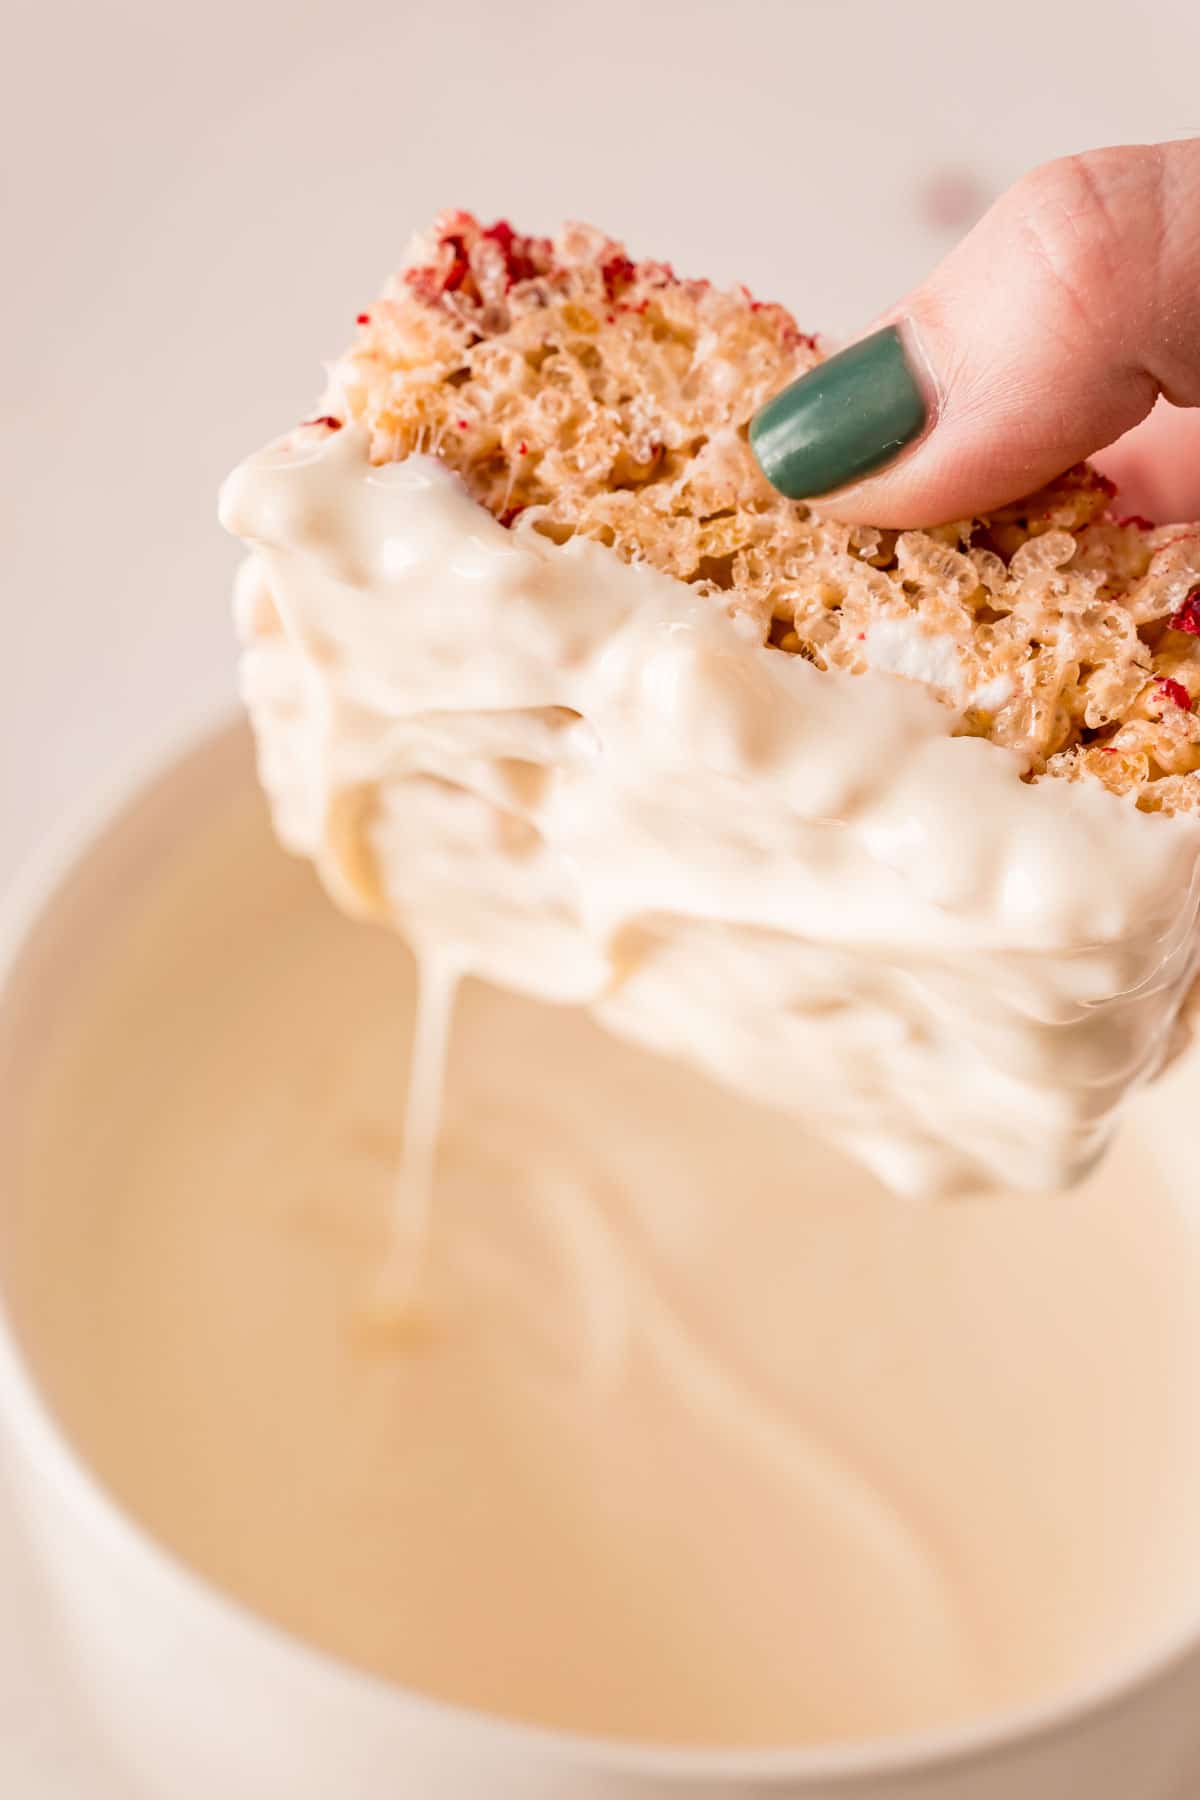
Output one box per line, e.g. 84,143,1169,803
367,951,460,1323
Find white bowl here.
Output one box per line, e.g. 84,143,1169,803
1,716,1199,1800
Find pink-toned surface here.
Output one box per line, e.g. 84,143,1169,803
5,0,1200,1787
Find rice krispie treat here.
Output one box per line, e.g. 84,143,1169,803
221,214,1200,1197
331,211,1200,810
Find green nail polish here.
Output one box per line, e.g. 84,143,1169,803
749,325,929,501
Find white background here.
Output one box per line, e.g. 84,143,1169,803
3,0,1199,1789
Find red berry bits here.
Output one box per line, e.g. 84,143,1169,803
1156,678,1193,712
301,415,343,430
356,312,371,326
481,218,548,288
404,214,554,309
600,254,636,299
1169,587,1200,636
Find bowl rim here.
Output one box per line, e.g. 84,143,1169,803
1,702,1198,1787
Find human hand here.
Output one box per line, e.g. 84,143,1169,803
750,141,1200,526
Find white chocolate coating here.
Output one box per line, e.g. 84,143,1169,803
222,424,1200,1194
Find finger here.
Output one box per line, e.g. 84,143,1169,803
1092,396,1200,525
750,141,1200,526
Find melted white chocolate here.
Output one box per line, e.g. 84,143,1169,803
16,790,1200,1746
221,423,1200,1196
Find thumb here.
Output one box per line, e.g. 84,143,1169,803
750,141,1200,527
